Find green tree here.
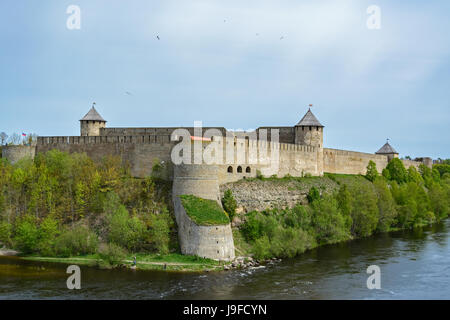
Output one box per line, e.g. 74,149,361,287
348,182,379,237
365,160,379,182
373,178,397,232
222,189,237,220
148,213,171,254
385,158,408,184
408,166,424,185
38,216,60,256
15,215,40,253
307,186,320,203
311,195,350,245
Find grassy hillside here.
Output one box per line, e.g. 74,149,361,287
180,195,230,226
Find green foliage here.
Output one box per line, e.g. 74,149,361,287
238,163,450,260
348,181,379,237
433,164,450,178
222,189,237,220
15,215,40,254
0,221,13,247
0,150,176,257
385,158,408,184
98,243,127,267
54,225,99,257
408,166,424,185
365,160,379,182
256,170,263,180
311,195,351,244
179,194,230,226
336,184,353,229
240,209,315,260
307,186,320,203
373,178,397,232
382,168,391,180
148,213,171,255
106,194,147,251
37,216,60,256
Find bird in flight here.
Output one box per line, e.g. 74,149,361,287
280,36,284,40
156,35,160,40
125,92,132,96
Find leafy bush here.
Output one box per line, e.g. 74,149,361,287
385,158,408,184
365,160,379,182
98,243,127,267
307,187,320,203
148,213,171,255
311,195,350,244
15,215,40,254
54,225,98,257
348,181,379,237
373,178,397,232
107,203,147,251
0,221,13,247
37,216,60,256
222,189,237,220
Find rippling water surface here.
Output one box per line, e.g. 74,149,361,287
1,220,449,299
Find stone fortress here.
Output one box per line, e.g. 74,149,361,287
2,106,433,261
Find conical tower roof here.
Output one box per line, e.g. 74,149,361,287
80,106,106,122
376,142,398,154
296,108,323,127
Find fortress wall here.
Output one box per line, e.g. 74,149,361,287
323,148,388,175
255,127,295,144
100,127,228,137
216,139,320,184
1,145,36,164
36,136,176,178
401,159,422,170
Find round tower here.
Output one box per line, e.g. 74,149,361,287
79,104,107,136
172,163,235,261
294,108,324,148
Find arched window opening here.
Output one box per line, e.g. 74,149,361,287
227,166,233,173
246,166,251,173
237,166,242,173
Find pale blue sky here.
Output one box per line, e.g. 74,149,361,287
0,0,449,159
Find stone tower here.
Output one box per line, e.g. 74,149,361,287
375,141,399,162
80,105,107,136
294,108,324,148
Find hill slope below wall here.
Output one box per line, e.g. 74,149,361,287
219,176,339,213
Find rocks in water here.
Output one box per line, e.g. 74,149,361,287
223,256,265,271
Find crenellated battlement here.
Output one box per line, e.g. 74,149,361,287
37,135,175,145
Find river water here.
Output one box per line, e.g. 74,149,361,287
1,220,449,300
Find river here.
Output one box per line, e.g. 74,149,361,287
1,220,449,300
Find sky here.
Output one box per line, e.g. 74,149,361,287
0,0,449,159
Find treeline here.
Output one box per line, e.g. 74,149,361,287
235,159,450,260
0,132,37,146
0,150,176,264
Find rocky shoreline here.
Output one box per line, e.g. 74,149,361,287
223,256,282,271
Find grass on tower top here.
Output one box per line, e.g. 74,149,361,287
179,194,230,226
